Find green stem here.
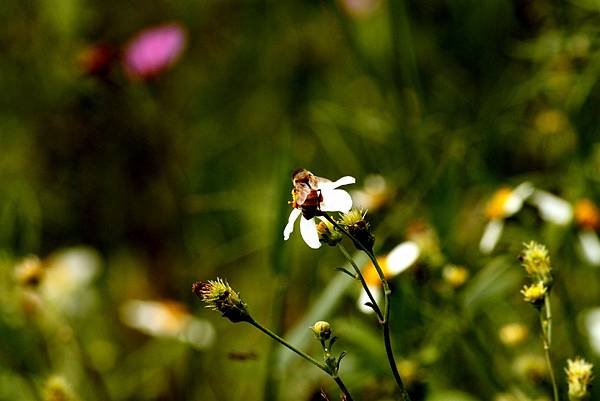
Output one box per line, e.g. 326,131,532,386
322,213,411,400
336,243,384,321
540,295,559,401
333,376,355,401
247,318,355,401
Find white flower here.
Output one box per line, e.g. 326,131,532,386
585,308,600,355
529,189,573,225
357,241,420,313
283,174,355,249
480,182,534,254
120,300,215,349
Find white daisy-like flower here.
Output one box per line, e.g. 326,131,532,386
283,170,355,249
574,199,600,266
480,182,534,254
357,241,420,313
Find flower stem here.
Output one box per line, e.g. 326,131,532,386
336,243,384,321
539,295,559,401
246,318,354,401
322,213,411,401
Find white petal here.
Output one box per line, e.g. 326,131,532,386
585,308,600,355
320,189,353,212
504,182,534,216
578,230,600,266
300,217,321,249
357,285,381,314
479,219,504,254
283,208,301,240
531,190,573,225
512,182,535,201
386,241,420,275
318,176,356,190
503,194,524,216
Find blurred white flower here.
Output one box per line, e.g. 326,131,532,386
357,241,420,313
480,182,534,254
585,308,600,355
41,247,101,314
120,300,215,350
350,174,391,212
284,171,355,249
529,189,573,225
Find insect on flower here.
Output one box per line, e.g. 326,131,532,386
284,169,355,249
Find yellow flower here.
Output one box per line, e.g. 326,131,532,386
565,357,593,401
520,241,553,286
521,282,547,306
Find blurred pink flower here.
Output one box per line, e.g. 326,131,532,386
123,22,187,80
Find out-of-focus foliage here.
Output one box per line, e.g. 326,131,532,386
1,0,600,400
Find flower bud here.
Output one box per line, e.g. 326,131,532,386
316,220,343,246
192,279,251,323
311,321,332,341
565,357,593,401
339,209,375,250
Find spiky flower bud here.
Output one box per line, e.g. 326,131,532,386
192,278,251,323
520,241,553,287
311,321,332,341
521,282,547,307
339,209,375,250
316,220,343,246
565,357,594,401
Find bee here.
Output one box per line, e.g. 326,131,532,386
290,168,331,211
290,169,333,219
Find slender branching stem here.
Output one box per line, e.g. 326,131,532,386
246,318,354,401
322,213,411,401
336,243,384,321
539,295,559,401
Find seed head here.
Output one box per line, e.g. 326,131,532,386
565,357,594,401
192,278,251,323
520,241,553,287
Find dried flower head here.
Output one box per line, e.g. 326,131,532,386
565,357,594,401
311,321,332,341
316,220,343,246
339,209,375,250
192,279,250,323
521,282,547,306
520,241,553,286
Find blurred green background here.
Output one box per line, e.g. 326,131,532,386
1,0,600,400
